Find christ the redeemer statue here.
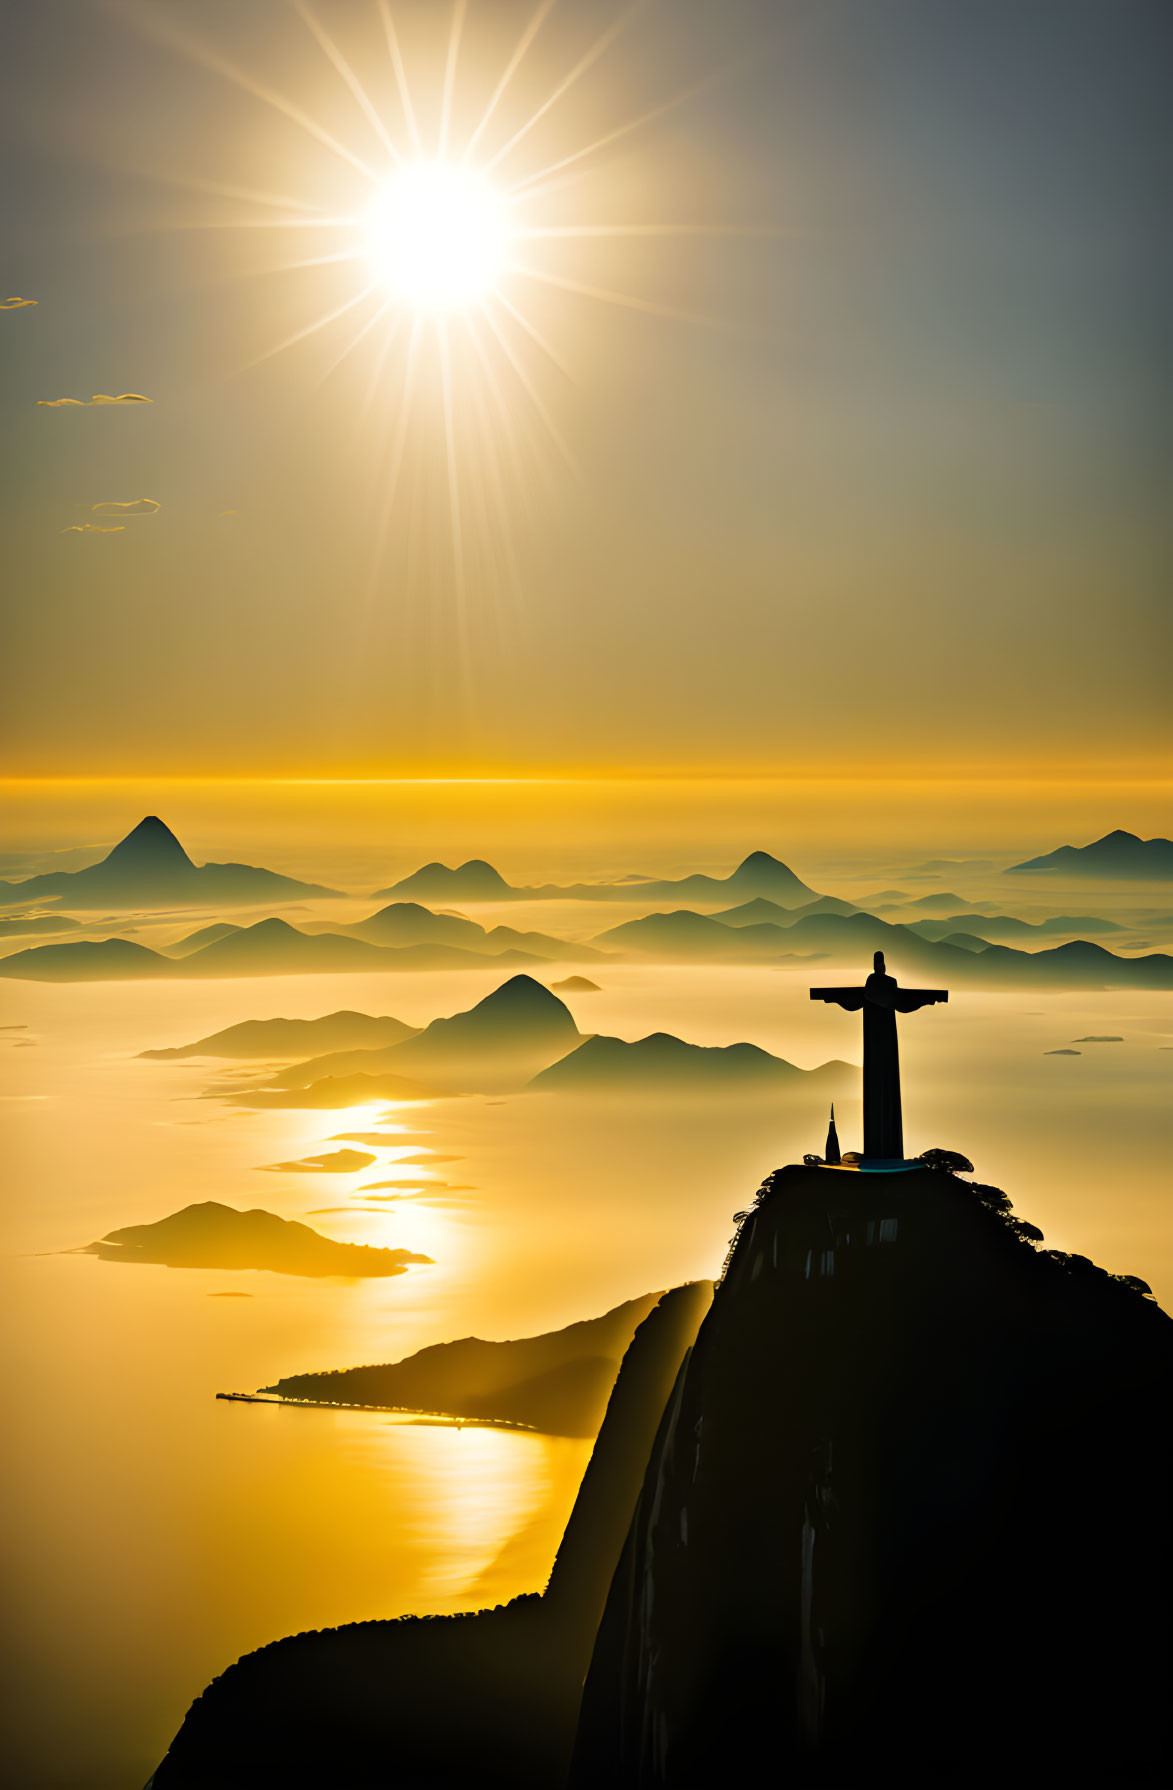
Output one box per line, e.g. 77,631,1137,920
810,952,947,1161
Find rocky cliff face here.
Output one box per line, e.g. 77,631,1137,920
572,1165,1172,1788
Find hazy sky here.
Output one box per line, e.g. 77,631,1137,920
1,0,1168,779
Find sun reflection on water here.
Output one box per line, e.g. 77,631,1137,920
344,1413,557,1599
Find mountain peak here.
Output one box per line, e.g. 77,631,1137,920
101,815,195,871
722,851,817,901
1007,830,1173,879
472,973,572,1018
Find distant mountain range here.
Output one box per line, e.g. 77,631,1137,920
905,911,1121,944
373,851,821,907
81,1201,432,1278
1007,830,1173,880
315,899,605,962
593,909,824,962
267,975,583,1096
140,1011,421,1060
529,1034,855,1095
592,907,1173,988
8,891,1167,990
0,916,572,982
240,978,857,1104
0,816,342,909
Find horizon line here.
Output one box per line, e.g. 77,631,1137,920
4,772,1171,790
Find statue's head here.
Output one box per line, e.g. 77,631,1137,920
874,950,886,974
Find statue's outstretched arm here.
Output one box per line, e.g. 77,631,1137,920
893,989,948,1012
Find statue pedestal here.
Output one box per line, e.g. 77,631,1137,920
831,1158,926,1174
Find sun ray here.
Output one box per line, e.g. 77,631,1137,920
516,222,775,240
438,0,469,158
461,0,559,164
463,312,542,513
153,215,356,235
509,260,711,329
118,2,381,185
463,352,524,604
316,296,401,388
240,283,380,372
363,313,422,582
483,1,640,175
480,302,577,471
289,0,405,167
438,316,467,628
493,290,576,382
505,68,732,200
377,0,424,157
255,247,366,275
142,170,335,217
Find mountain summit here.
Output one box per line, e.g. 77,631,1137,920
101,814,195,873
374,859,515,901
0,817,343,908
1007,829,1173,879
265,973,585,1095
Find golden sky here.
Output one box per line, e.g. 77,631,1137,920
1,0,1168,780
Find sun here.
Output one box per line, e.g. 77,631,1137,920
363,162,511,311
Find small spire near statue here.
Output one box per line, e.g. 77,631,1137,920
824,1105,841,1165
810,952,947,1165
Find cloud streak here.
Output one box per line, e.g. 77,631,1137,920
37,393,153,407
61,523,125,535
1,296,37,310
91,498,161,516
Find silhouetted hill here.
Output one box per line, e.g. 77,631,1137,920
161,922,245,957
262,1291,663,1434
634,851,819,905
550,975,601,992
711,894,859,926
907,910,1121,943
273,975,583,1094
182,919,412,975
1008,829,1173,879
0,816,343,907
140,1011,420,1060
371,851,821,906
0,919,547,982
375,859,516,901
149,1284,711,1790
529,1033,855,1096
571,1164,1172,1787
342,900,604,962
0,937,170,980
900,889,978,911
349,900,487,946
82,1202,433,1278
593,909,816,961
